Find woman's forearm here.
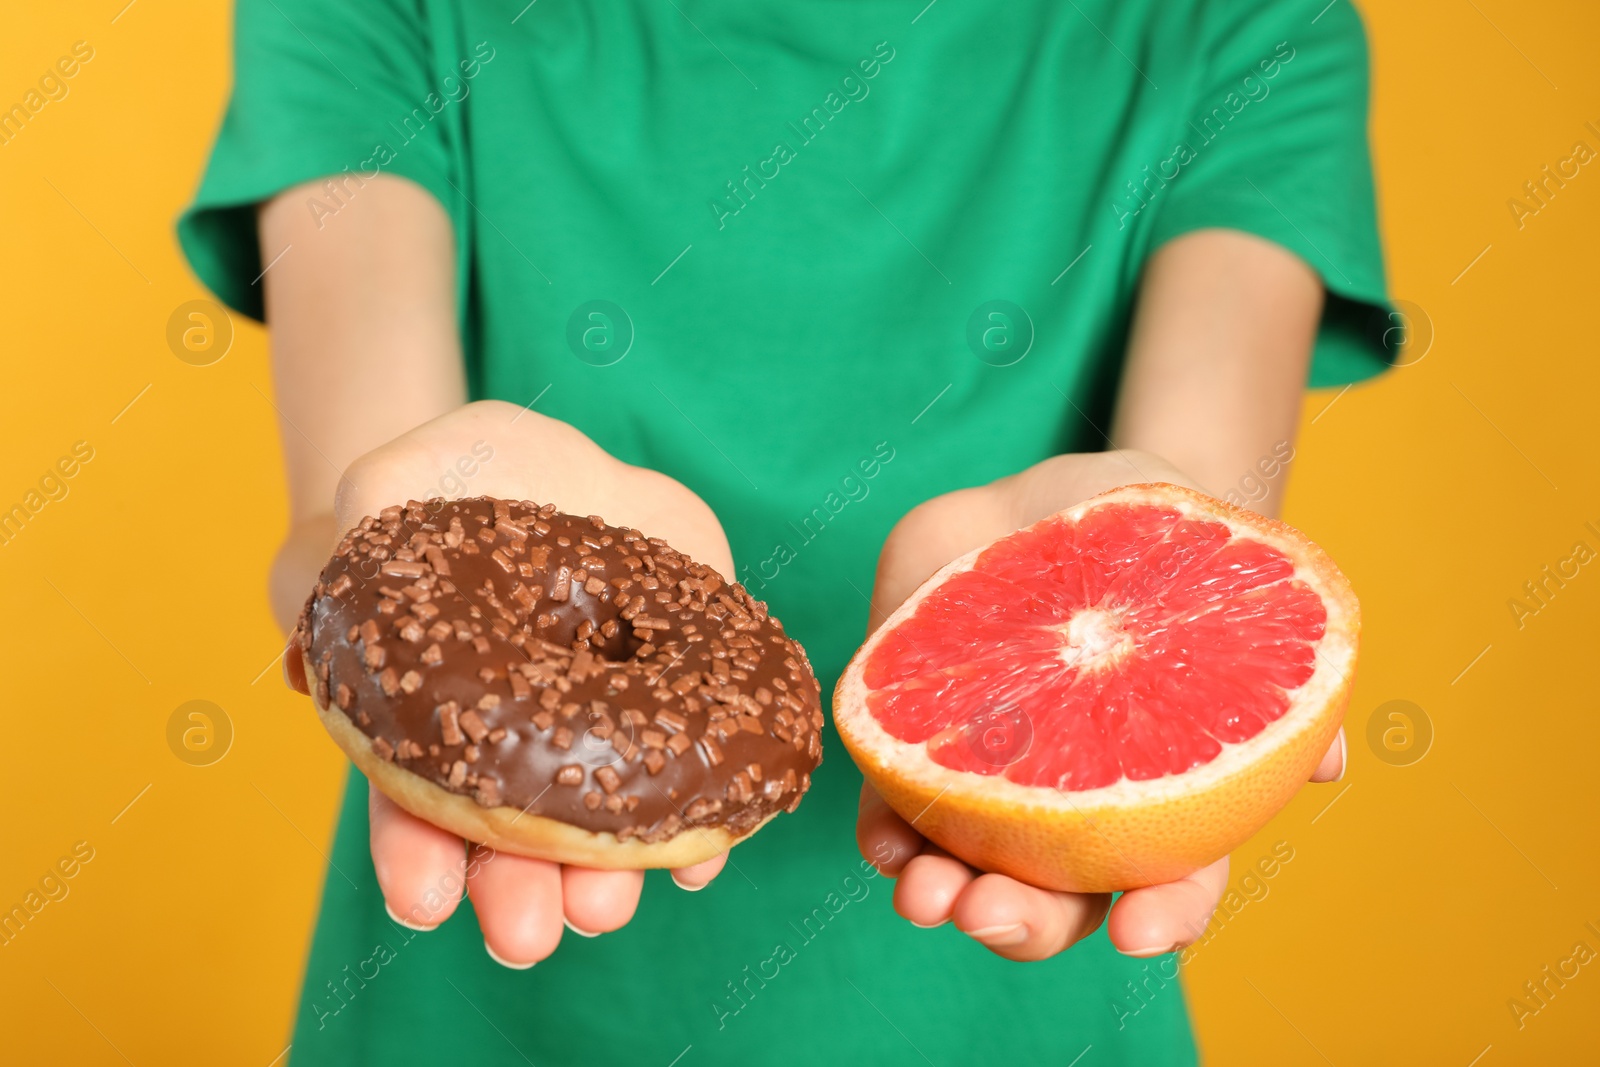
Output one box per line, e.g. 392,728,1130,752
270,514,337,633
257,175,467,632
1109,228,1324,519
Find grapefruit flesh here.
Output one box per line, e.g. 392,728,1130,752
835,483,1357,893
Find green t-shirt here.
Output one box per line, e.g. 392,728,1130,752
180,1,1390,1063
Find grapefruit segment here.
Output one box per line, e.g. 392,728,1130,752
834,482,1358,893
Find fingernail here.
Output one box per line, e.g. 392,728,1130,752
965,923,1029,947
385,902,436,932
909,919,948,929
1335,731,1348,782
563,918,600,938
484,942,536,970
671,872,708,892
1121,942,1177,958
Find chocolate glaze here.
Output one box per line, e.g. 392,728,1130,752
296,497,823,843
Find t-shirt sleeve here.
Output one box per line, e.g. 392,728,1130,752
1150,0,1394,387
176,0,458,321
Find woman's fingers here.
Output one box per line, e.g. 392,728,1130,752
892,846,974,927
368,787,468,929
670,850,728,891
856,783,923,877
1105,855,1230,957
467,843,565,967
1309,727,1347,783
560,866,645,935
951,873,1112,962
864,780,1112,955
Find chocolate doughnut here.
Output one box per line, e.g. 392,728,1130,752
293,496,823,868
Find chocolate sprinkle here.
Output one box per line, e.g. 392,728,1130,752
297,497,823,844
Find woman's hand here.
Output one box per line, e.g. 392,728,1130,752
854,449,1346,962
285,400,736,966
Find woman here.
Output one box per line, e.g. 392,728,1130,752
180,0,1387,1061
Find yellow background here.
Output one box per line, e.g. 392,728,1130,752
2,1,1596,1063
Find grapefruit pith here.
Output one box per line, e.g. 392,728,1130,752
834,483,1357,893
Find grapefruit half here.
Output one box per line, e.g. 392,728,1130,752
835,483,1357,893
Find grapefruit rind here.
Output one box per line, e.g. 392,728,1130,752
833,483,1357,893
